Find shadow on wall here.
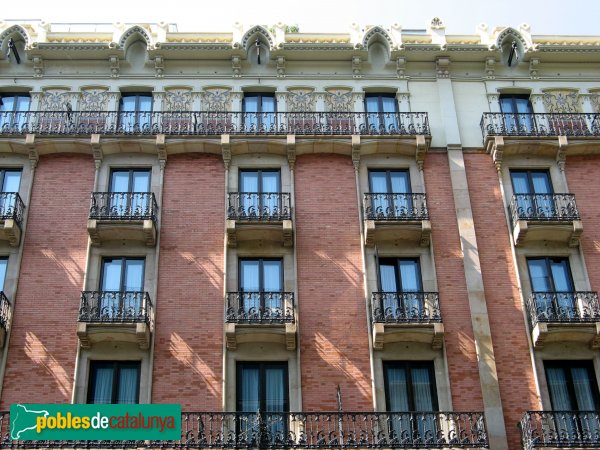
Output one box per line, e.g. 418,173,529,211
169,333,220,398
40,248,84,288
24,332,71,399
312,250,362,289
314,332,371,400
179,252,223,290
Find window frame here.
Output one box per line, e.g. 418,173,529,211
368,169,411,194
526,256,574,293
383,361,439,412
377,257,422,292
235,361,289,412
0,93,30,113
544,360,600,411
99,257,146,292
87,360,141,404
118,93,153,114
364,93,399,114
238,258,283,293
242,94,277,114
238,169,281,194
499,94,533,115
509,169,553,195
109,168,151,193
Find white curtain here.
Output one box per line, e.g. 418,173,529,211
117,366,139,404
90,366,114,404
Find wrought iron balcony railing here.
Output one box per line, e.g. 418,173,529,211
526,292,600,327
0,111,430,136
0,292,10,331
0,193,24,227
89,192,158,223
228,193,291,221
226,292,295,324
78,291,153,324
364,193,428,221
0,410,488,448
520,410,600,450
371,292,442,324
509,194,579,226
481,113,600,139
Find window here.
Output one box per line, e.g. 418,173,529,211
510,170,554,218
238,169,281,218
109,169,151,217
87,361,140,404
118,94,152,133
378,258,424,319
384,361,438,440
99,257,145,319
0,257,7,292
527,257,576,320
368,170,412,219
243,94,276,131
237,362,289,439
239,258,283,318
0,94,30,131
365,94,398,132
499,94,534,133
545,361,600,438
0,169,21,219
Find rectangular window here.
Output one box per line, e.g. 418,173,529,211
384,361,438,440
499,94,533,133
0,94,30,131
365,94,398,132
118,94,152,133
510,169,554,218
243,94,276,131
100,257,145,319
238,169,281,218
87,361,140,404
239,258,283,318
545,361,600,439
378,258,423,319
0,169,21,218
237,362,289,440
109,169,151,217
368,170,411,218
0,257,7,292
527,257,576,320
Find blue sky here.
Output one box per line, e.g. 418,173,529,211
9,0,600,35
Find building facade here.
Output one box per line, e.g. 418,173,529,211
0,17,598,450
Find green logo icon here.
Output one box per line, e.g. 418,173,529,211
10,404,181,441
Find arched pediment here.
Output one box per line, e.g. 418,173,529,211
362,26,394,52
496,27,529,52
118,25,153,51
241,25,274,51
0,25,31,56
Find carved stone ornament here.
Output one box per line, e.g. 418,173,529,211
286,89,315,112
325,88,353,112
542,91,581,113
33,56,43,78
589,94,600,113
396,57,407,79
203,88,231,112
109,55,120,78
352,56,362,78
163,89,192,111
232,56,241,78
40,89,70,111
79,89,109,111
276,56,285,78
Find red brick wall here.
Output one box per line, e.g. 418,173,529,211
463,153,539,449
295,154,372,410
424,153,484,411
152,154,224,409
566,156,600,298
1,154,94,406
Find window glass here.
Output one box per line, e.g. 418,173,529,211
0,258,7,292
88,361,140,404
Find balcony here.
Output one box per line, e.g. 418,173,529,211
363,193,431,247
227,193,292,247
87,192,158,246
0,110,430,136
521,410,600,450
0,410,488,448
0,193,25,247
225,292,296,350
481,113,600,158
77,291,153,349
526,291,600,349
371,292,444,350
509,194,582,247
0,293,10,349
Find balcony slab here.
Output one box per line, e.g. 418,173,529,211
225,322,297,351
532,322,600,349
364,219,431,247
227,219,293,247
87,218,156,246
513,219,583,247
77,322,151,350
372,322,444,350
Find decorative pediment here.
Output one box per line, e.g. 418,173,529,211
362,26,395,52
240,25,274,51
0,25,30,50
118,25,154,51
